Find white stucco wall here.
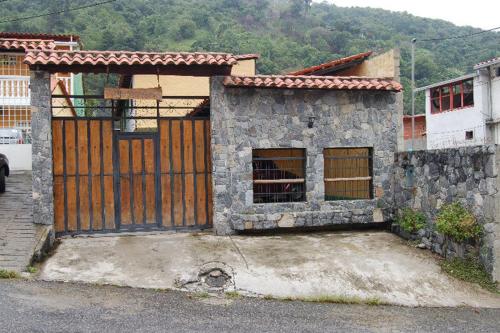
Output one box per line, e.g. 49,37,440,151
426,75,489,150
0,144,32,170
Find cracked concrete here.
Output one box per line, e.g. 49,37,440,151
39,231,500,307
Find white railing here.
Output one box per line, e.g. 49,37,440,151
55,76,72,95
0,76,30,106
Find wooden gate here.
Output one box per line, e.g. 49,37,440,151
52,117,212,235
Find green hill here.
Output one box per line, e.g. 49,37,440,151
2,0,500,113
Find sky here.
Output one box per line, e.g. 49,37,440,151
318,0,497,30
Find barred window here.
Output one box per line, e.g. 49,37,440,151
0,55,17,66
324,148,372,200
252,148,306,203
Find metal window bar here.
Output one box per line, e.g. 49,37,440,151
324,149,373,201
252,149,306,203
0,54,31,143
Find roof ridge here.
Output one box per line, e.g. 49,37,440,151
287,51,373,76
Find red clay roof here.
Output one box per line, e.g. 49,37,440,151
0,32,79,42
223,75,402,92
288,51,373,76
0,39,56,51
234,54,260,60
24,50,238,67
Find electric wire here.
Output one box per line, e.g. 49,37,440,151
0,0,118,24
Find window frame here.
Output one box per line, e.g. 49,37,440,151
430,79,474,114
323,147,373,201
0,54,17,66
252,148,306,204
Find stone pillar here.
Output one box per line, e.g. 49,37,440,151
31,70,54,226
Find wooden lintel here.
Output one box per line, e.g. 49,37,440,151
30,64,233,76
104,87,163,100
324,177,372,182
253,179,305,184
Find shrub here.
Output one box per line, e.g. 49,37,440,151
435,202,482,242
397,208,426,233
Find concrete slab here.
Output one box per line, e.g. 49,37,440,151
40,231,500,307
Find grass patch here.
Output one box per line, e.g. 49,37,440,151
25,266,37,274
263,294,385,306
224,291,241,299
0,269,20,279
192,291,210,299
440,258,498,293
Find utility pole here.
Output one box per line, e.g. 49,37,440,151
411,38,416,152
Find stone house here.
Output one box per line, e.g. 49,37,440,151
24,46,402,236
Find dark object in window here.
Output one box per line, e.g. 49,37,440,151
324,148,372,200
465,131,474,140
252,149,306,203
430,79,474,113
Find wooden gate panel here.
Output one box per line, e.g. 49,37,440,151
52,117,212,235
52,119,116,234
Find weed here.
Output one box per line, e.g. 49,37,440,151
440,257,498,293
436,202,481,242
26,266,37,274
397,208,426,233
225,291,241,299
0,269,20,279
193,291,210,299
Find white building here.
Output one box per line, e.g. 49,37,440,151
0,32,80,170
417,57,500,150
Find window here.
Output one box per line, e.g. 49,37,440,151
324,148,372,200
252,149,306,203
0,55,17,66
430,79,474,114
465,131,474,140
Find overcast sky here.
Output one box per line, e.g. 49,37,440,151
318,0,497,30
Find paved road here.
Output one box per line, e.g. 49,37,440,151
0,280,499,332
0,172,35,272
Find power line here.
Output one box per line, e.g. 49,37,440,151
0,0,118,24
418,25,500,42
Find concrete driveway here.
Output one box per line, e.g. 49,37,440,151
39,231,500,307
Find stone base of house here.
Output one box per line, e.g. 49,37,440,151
229,207,388,232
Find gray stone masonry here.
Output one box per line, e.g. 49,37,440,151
30,70,54,226
210,76,399,235
394,146,500,281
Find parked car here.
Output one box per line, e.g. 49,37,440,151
0,153,8,193
0,128,24,144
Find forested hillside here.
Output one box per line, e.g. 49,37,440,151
2,0,500,113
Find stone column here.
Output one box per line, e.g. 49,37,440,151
30,70,54,226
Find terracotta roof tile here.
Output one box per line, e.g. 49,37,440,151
0,32,80,42
234,54,260,60
0,38,56,51
24,50,238,67
223,75,403,92
288,51,373,76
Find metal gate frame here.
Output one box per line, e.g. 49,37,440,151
113,131,162,231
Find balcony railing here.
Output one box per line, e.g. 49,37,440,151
0,76,30,106
56,76,72,95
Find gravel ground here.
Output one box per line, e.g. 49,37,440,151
0,280,499,332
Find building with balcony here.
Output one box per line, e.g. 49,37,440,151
0,32,82,170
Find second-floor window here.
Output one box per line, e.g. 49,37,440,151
430,79,474,114
0,55,17,66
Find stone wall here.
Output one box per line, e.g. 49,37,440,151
30,70,54,226
210,77,400,235
393,146,500,280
